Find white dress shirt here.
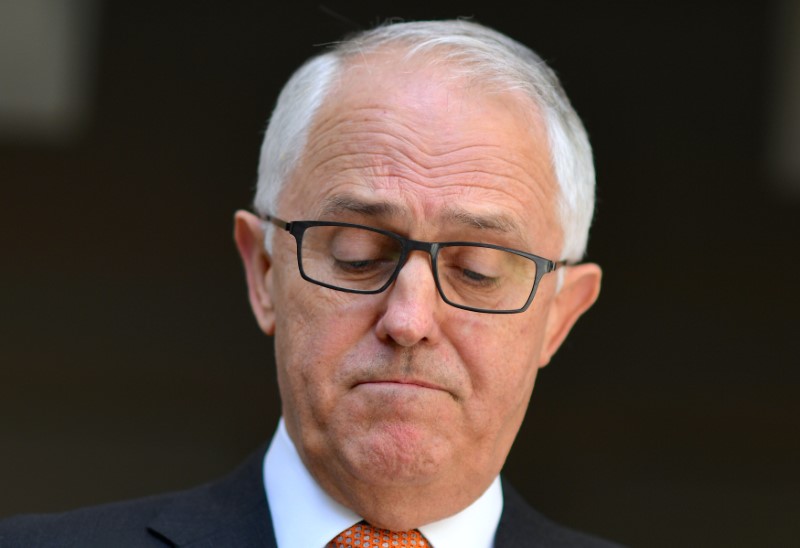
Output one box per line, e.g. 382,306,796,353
264,418,503,548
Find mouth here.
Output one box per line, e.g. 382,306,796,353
354,379,447,392
352,377,460,403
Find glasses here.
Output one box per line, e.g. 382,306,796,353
263,215,565,314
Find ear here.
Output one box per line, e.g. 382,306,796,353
539,263,602,366
234,210,276,336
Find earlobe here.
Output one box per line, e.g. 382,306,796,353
539,263,602,365
234,210,276,336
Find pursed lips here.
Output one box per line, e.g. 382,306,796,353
352,378,462,403
353,379,448,392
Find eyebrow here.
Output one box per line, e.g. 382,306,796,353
319,194,404,218
442,206,520,235
319,193,522,237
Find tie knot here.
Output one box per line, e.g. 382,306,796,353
328,521,429,548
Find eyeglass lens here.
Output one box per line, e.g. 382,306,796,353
299,225,537,311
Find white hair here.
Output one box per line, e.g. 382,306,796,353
254,19,595,262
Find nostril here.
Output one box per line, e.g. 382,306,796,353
375,306,432,347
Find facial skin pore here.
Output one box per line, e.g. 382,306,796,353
235,49,602,530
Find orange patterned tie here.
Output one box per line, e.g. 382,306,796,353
328,521,430,548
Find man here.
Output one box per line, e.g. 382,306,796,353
0,19,617,547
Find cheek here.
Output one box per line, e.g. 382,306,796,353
272,270,378,407
450,314,544,422
456,313,544,371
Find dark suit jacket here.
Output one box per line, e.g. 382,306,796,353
0,446,621,547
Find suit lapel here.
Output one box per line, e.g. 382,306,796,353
495,478,621,547
495,478,549,548
146,445,277,547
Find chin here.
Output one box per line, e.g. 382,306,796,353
344,422,450,485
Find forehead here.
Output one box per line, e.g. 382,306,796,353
282,51,562,252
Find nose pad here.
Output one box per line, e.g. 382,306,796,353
374,253,441,347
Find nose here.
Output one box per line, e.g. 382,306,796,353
374,253,443,347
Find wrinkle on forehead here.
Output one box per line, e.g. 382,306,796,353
301,107,551,194
304,107,517,170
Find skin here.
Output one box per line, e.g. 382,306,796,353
235,50,602,530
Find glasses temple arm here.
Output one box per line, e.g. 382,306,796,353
262,213,290,232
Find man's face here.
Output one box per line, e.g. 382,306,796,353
237,52,600,529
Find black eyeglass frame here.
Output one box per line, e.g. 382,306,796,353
262,214,566,314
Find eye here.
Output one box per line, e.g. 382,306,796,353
334,257,386,273
326,227,401,279
439,246,503,289
459,267,497,286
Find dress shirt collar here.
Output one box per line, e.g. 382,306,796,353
264,418,503,548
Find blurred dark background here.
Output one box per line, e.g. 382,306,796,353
2,1,798,546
